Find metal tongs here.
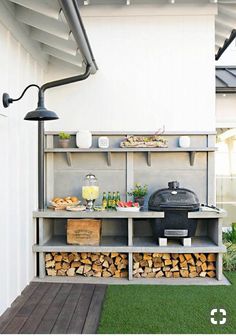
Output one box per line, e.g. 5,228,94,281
200,204,222,213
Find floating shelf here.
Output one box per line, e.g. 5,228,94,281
44,147,217,167
33,235,226,253
44,147,217,152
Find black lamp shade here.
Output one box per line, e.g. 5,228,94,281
24,106,59,121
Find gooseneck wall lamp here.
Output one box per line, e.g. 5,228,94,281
2,84,59,121
2,64,91,210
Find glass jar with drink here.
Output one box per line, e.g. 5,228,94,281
82,173,99,211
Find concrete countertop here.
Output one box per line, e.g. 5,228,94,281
33,208,227,219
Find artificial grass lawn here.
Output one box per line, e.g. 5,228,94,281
98,272,236,334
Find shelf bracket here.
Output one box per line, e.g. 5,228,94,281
107,152,112,166
66,152,72,166
189,151,196,166
147,151,152,166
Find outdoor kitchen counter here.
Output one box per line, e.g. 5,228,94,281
33,209,227,218
33,208,227,282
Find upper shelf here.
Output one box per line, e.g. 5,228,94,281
44,147,217,167
45,147,216,153
45,131,216,136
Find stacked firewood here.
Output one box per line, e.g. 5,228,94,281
45,252,128,278
133,253,216,278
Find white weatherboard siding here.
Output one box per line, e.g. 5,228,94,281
0,22,44,315
216,95,236,227
216,94,236,127
46,9,216,132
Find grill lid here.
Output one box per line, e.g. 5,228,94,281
148,181,200,211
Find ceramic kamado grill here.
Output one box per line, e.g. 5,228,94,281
148,181,200,239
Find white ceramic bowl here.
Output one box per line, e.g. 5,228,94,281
116,207,140,212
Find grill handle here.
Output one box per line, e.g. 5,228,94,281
168,181,179,189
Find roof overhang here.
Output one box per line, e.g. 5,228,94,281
216,66,236,93
2,0,236,70
2,0,97,73
79,0,236,61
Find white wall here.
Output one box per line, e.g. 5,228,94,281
45,6,216,132
216,94,236,127
0,22,44,315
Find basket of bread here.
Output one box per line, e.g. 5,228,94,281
49,196,80,210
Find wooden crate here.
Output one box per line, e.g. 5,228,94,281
67,219,102,245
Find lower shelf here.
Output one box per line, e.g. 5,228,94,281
32,275,230,286
33,235,226,253
38,251,225,283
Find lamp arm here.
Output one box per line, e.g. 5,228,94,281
11,84,40,102
3,84,40,108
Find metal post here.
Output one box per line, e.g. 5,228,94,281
38,120,45,210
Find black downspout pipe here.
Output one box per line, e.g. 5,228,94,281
38,121,45,211
37,64,91,210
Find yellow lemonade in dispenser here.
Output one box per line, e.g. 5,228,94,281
82,186,99,200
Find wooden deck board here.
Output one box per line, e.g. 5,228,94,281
19,283,62,334
2,283,50,334
82,285,107,334
35,283,73,334
0,282,107,334
67,284,95,334
51,284,83,334
0,283,40,333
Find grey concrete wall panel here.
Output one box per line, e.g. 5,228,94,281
54,171,126,204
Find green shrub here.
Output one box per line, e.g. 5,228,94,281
223,243,236,271
223,223,236,244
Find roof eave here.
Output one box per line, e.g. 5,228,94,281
216,88,236,94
